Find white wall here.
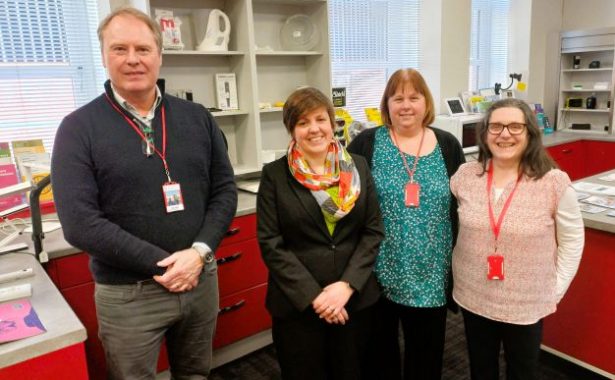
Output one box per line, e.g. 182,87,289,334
439,0,471,113
528,0,563,121
562,0,615,30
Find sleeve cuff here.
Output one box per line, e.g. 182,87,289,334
192,242,213,253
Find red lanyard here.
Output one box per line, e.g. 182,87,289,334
486,161,521,250
391,128,425,183
105,94,172,182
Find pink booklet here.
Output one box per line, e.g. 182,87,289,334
0,299,46,343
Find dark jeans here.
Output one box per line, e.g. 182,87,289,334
366,297,448,380
272,304,376,380
462,308,543,380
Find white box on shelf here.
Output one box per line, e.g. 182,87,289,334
215,73,239,110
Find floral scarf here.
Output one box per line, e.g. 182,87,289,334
287,139,361,222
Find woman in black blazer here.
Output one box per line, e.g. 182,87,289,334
257,87,384,380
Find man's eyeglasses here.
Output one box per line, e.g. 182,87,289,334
487,123,526,135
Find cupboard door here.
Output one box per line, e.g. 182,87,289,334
214,283,271,349
220,214,257,247
546,141,586,180
585,140,615,176
217,238,268,298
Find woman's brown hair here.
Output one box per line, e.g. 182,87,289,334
283,87,335,135
380,68,435,128
476,98,556,179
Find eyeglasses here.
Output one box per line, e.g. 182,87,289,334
487,122,526,135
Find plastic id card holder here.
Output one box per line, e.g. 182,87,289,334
405,182,420,208
162,182,185,213
487,254,504,280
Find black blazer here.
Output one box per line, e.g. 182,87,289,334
257,154,385,319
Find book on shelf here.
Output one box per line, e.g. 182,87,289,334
0,142,12,165
0,163,24,211
11,140,53,202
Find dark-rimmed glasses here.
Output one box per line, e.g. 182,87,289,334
487,123,526,135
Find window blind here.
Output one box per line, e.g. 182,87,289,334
0,0,106,153
328,0,421,122
469,0,509,92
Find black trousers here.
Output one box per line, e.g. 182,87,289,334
462,308,543,380
272,304,376,380
365,297,448,380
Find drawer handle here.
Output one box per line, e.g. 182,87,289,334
216,252,243,265
225,227,241,237
561,149,572,154
219,299,246,315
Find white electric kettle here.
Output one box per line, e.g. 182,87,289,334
197,9,230,52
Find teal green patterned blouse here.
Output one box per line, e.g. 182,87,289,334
372,127,452,307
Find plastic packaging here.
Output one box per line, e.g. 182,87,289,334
543,115,553,134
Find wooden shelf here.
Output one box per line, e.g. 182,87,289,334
561,89,611,92
557,29,615,134
255,51,323,56
146,0,330,175
259,107,283,113
562,68,612,72
163,50,244,56
211,110,249,117
560,108,610,113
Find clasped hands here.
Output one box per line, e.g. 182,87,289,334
153,248,203,293
312,281,354,325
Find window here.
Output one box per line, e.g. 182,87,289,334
469,0,509,92
328,0,421,122
0,0,106,153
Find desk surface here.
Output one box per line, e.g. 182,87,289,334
0,253,86,368
574,169,615,233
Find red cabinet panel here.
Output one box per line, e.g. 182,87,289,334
0,343,88,379
546,141,586,180
61,282,106,380
543,228,615,375
584,140,615,176
217,239,268,298
219,214,257,247
54,252,92,288
213,283,271,349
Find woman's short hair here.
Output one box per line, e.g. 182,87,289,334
380,68,435,128
283,87,335,135
476,98,556,179
98,7,162,53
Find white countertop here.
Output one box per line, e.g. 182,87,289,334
0,252,86,368
574,169,615,234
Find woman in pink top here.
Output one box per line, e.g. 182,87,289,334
450,98,584,380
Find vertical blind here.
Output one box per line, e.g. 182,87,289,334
0,0,105,153
469,0,509,92
328,0,421,122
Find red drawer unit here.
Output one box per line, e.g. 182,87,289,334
213,283,271,349
219,214,257,246
53,252,93,289
217,239,268,297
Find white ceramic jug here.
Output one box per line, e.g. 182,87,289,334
197,9,230,51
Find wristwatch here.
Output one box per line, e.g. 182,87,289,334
192,245,214,264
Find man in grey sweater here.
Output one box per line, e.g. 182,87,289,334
51,7,237,379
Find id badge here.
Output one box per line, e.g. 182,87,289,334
162,182,185,213
405,182,420,207
487,254,504,280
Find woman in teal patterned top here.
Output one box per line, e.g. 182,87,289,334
348,68,465,380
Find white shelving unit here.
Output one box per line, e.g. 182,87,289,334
136,0,331,174
556,28,615,134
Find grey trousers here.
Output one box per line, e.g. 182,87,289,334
95,261,219,380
